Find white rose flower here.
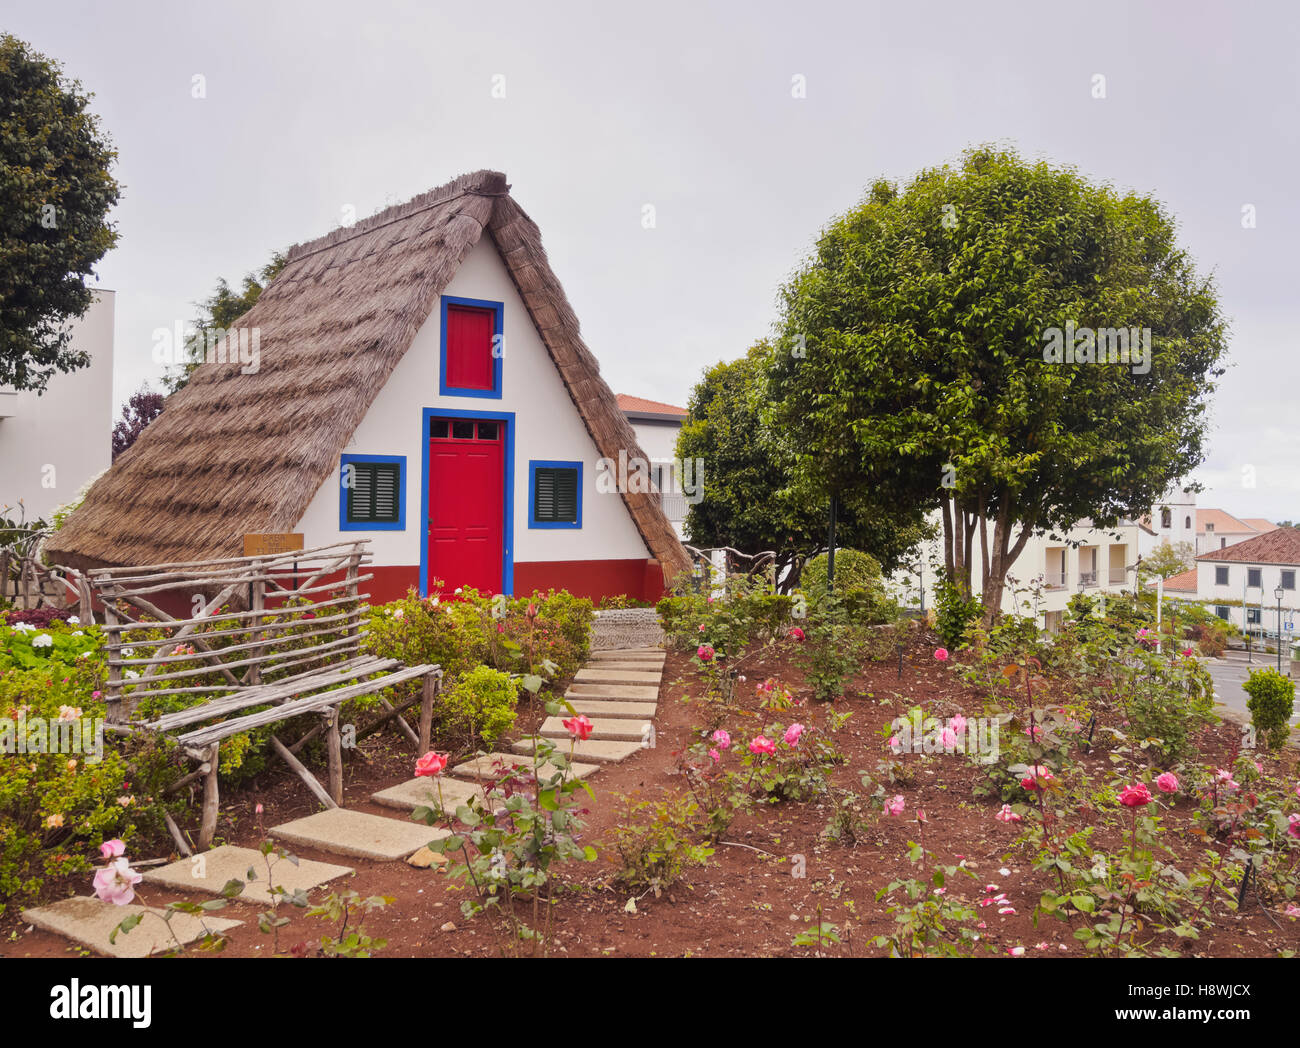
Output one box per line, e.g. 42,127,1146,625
66,616,80,625
32,634,53,648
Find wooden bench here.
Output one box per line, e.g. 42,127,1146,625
86,540,440,852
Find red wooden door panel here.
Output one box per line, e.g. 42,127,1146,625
445,305,495,391
428,422,504,594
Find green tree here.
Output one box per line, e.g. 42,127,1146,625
1139,540,1195,582
162,252,286,393
677,341,924,588
768,146,1226,623
0,34,120,392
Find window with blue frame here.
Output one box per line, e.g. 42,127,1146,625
529,460,581,529
340,454,406,530
440,295,504,398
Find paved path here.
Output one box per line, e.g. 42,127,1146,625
22,642,668,955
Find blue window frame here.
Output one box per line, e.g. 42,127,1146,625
339,454,406,531
528,460,582,529
439,295,504,399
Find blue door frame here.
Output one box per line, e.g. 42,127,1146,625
419,407,516,597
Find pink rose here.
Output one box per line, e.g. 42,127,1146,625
98,839,126,859
933,647,949,661
1155,772,1179,794
415,751,449,778
711,729,731,749
884,795,905,816
92,857,143,906
1020,767,1053,791
697,644,715,662
995,804,1022,823
783,723,805,746
940,727,958,750
708,748,720,763
949,714,967,735
563,715,594,741
787,627,805,642
1119,782,1152,808
1288,814,1300,840
1181,647,1194,657
748,735,776,756
698,624,706,632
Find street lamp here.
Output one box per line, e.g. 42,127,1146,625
1275,585,1285,674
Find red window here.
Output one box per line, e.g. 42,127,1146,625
444,304,496,391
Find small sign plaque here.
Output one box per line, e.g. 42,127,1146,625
242,533,305,557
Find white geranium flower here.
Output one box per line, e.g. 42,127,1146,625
121,647,135,657
124,669,139,679
12,622,36,633
32,634,53,648
66,615,80,625
72,630,84,637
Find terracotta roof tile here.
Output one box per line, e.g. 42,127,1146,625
1196,526,1300,565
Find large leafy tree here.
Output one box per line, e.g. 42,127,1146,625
0,34,120,392
111,387,165,460
768,146,1227,622
162,252,286,393
677,341,925,588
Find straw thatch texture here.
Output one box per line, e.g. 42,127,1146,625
47,170,690,584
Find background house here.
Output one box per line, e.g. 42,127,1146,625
616,394,688,540
0,290,114,523
47,174,689,603
1138,484,1276,558
891,517,1141,630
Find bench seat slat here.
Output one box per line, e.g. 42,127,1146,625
142,656,401,733
175,664,437,748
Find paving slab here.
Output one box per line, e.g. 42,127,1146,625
21,896,242,958
566,683,660,702
539,716,651,742
451,751,601,781
587,651,665,662
512,737,646,763
577,660,664,672
270,809,447,862
574,668,663,685
143,845,353,906
565,699,658,719
372,775,504,813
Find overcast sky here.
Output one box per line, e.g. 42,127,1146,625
10,0,1300,519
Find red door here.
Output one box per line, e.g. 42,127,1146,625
428,418,505,594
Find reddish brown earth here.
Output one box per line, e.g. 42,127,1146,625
3,634,1298,959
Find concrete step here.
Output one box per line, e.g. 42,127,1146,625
539,716,651,743
143,845,353,906
574,668,663,685
577,660,664,672
565,699,658,719
371,775,504,813
270,808,448,862
512,736,645,763
565,683,660,702
587,650,665,662
451,751,601,781
22,896,242,958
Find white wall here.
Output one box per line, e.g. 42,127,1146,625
0,291,114,522
626,416,688,538
295,238,650,568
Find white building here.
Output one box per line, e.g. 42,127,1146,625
0,290,114,523
894,516,1142,630
1138,484,1275,558
617,394,689,540
48,173,689,603
1161,526,1300,643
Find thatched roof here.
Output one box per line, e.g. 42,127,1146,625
47,170,690,584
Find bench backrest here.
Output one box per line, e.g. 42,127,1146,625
86,541,374,723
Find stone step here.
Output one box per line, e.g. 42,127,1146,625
21,896,242,958
587,650,665,662
270,808,447,862
565,683,660,702
451,752,601,781
372,775,504,813
539,716,650,743
512,736,645,763
579,660,664,672
143,845,354,906
565,699,658,719
574,668,662,685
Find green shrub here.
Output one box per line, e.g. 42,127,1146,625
801,549,882,595
934,578,982,649
0,653,179,914
1242,668,1295,750
657,589,793,658
439,665,519,752
608,794,713,897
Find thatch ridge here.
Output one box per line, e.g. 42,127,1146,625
47,170,689,585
